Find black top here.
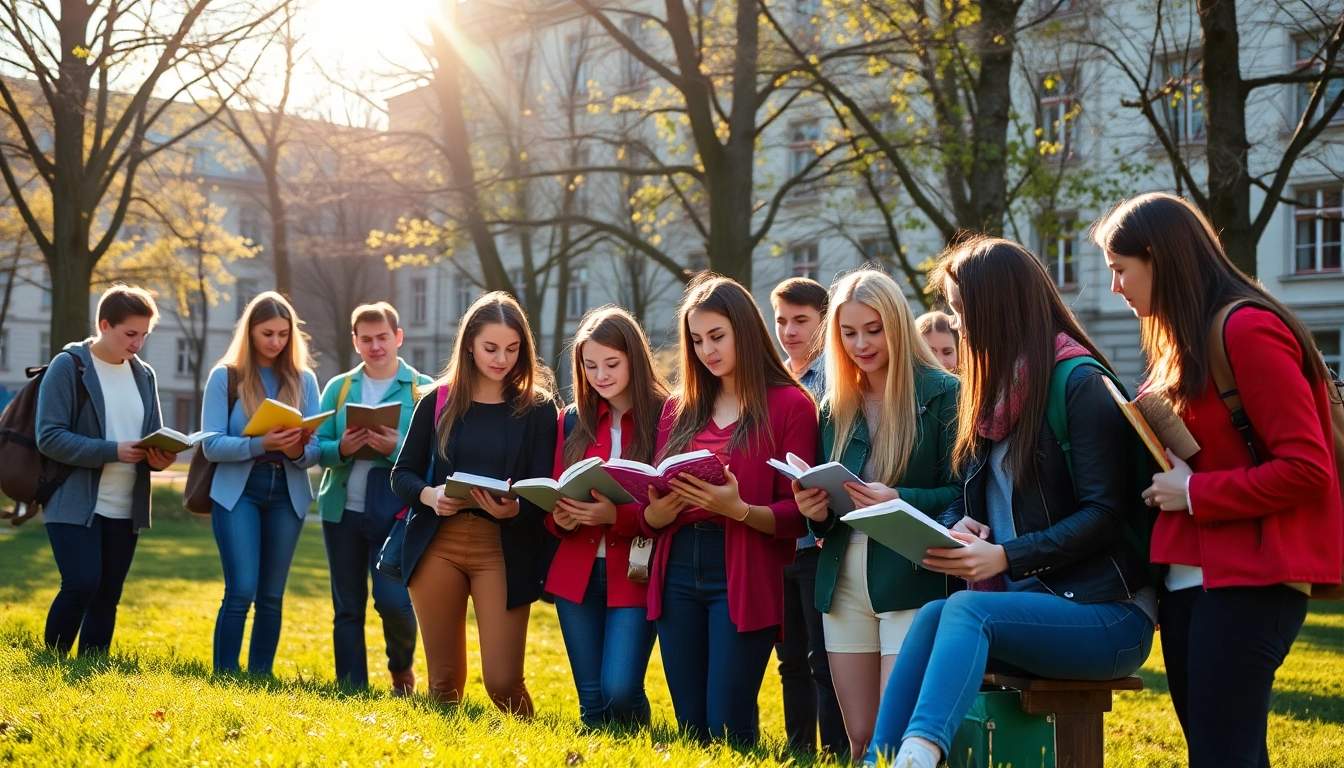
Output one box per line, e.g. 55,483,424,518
391,388,559,608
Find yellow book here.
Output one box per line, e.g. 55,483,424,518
242,399,335,437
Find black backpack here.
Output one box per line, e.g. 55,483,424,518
0,350,88,524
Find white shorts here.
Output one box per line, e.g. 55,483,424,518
821,530,919,655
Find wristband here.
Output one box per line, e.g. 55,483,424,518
732,502,751,522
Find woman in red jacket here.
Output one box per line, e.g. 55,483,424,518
1094,192,1342,768
545,306,669,727
640,274,819,745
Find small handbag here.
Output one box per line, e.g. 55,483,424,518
183,366,237,515
376,386,447,583
363,466,403,542
627,535,654,583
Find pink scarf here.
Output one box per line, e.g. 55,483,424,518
976,333,1092,442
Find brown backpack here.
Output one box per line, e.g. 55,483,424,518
1209,301,1344,599
0,350,88,525
183,366,238,516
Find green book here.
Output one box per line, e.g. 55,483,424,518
840,499,964,564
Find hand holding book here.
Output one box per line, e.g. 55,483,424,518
668,464,746,520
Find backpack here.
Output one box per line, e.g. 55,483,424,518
1045,356,1159,585
0,350,89,524
182,367,239,516
1209,300,1344,600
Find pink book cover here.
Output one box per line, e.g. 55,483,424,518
604,451,727,507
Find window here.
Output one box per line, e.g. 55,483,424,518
789,121,821,178
455,274,475,318
1294,187,1343,274
1038,72,1077,157
410,347,428,374
567,35,590,100
790,243,819,281
175,338,192,376
1294,37,1344,125
410,276,428,326
238,205,265,244
686,251,708,278
1314,329,1341,371
235,278,258,320
1039,213,1079,287
859,237,895,271
567,263,590,319
1162,58,1206,143
623,19,647,89
0,329,8,370
39,331,49,364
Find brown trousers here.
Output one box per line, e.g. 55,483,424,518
407,513,533,715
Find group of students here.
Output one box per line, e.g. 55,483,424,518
32,192,1342,768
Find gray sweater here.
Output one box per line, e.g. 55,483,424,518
35,341,163,531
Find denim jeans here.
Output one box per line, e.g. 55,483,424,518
323,511,418,688
44,516,138,655
212,463,305,674
655,523,778,745
554,559,657,727
866,590,1154,762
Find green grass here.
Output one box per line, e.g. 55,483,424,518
1,505,1342,767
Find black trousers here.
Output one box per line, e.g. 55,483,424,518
776,546,847,756
1160,584,1309,768
44,516,139,655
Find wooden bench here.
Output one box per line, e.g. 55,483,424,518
981,673,1143,768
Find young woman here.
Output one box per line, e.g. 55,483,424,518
1093,192,1341,768
391,291,558,716
545,306,668,727
864,238,1156,768
916,311,959,372
792,269,959,758
36,286,175,656
638,274,819,745
201,291,321,675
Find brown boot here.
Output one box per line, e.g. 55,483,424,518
390,667,416,697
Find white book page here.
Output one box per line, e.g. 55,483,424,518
656,449,714,475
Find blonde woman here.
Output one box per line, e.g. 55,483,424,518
201,291,322,674
792,269,960,758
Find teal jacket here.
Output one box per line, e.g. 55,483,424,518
315,359,435,523
810,364,961,614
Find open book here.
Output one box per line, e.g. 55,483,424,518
768,452,865,516
242,399,335,437
840,499,965,564
1102,378,1200,472
344,402,402,461
512,457,637,511
604,449,727,506
440,471,516,501
138,428,219,453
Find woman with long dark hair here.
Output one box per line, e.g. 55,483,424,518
864,238,1155,768
1093,192,1341,768
639,274,818,745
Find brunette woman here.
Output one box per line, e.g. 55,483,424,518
639,274,819,745
793,269,959,758
864,238,1155,768
916,311,959,373
1093,192,1341,768
391,291,558,715
546,306,668,727
201,291,322,675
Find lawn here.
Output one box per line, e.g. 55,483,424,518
1,503,1342,767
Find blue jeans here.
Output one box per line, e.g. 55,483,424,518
655,523,778,744
554,559,657,727
323,511,418,688
866,590,1154,763
44,516,138,655
212,463,305,674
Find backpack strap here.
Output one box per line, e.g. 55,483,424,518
1208,300,1260,464
225,365,239,416
1046,356,1112,483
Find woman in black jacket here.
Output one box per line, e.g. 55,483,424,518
391,291,558,715
863,237,1155,768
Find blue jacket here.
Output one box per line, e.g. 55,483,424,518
200,364,321,518
35,341,163,531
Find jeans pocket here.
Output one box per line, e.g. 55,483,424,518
1109,619,1154,679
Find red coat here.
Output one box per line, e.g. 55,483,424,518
544,403,650,607
1151,307,1342,588
639,385,818,632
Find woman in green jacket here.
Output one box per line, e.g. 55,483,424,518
793,269,960,758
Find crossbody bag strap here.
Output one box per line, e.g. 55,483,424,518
1208,300,1259,464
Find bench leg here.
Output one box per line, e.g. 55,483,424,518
1054,712,1104,768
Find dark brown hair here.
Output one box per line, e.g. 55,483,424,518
662,273,809,458
435,291,555,455
97,285,159,329
770,277,830,316
916,310,959,347
931,236,1110,482
563,306,669,468
1091,192,1326,408
351,302,400,334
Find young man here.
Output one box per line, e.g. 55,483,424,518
315,302,434,693
770,277,846,757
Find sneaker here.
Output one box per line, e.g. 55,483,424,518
390,667,416,697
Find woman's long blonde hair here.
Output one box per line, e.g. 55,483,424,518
824,269,940,485
219,291,313,417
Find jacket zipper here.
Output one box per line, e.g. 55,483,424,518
1031,478,1060,596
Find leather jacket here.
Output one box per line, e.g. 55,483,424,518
937,364,1152,604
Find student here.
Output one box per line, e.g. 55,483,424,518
545,306,667,727
36,286,175,655
639,274,819,745
793,269,959,758
1093,192,1341,768
315,302,434,693
390,291,558,716
201,291,322,675
915,311,959,373
768,277,846,756
864,238,1155,768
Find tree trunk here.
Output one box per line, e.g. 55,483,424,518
266,166,292,295
50,252,95,347
963,0,1018,236
1198,0,1256,276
